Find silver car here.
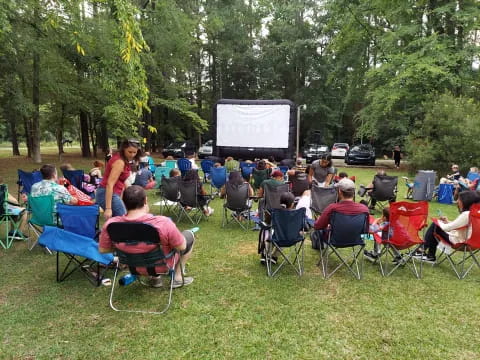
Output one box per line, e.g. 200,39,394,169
198,140,213,159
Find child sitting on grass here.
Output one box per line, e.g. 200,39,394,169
364,207,390,261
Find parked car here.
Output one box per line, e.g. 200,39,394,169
345,144,376,166
303,144,330,163
331,143,349,158
162,141,196,158
198,140,213,159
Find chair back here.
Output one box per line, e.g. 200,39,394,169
106,222,174,275
371,175,398,201
464,204,480,249
57,204,99,239
278,166,289,176
263,182,289,210
201,159,214,178
252,168,270,190
290,172,309,197
225,182,250,211
329,211,369,247
178,180,200,208
28,195,56,226
177,158,192,177
62,169,84,190
271,208,306,247
437,183,454,204
161,177,180,202
210,167,227,190
467,172,480,183
387,201,428,249
17,169,42,195
311,185,338,214
154,166,170,187
163,159,177,170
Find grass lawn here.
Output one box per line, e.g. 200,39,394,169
1,148,479,359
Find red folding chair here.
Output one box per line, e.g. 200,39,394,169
435,203,480,279
376,201,429,278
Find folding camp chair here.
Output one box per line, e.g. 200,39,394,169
61,169,84,192
27,194,56,252
17,169,42,203
367,175,398,211
222,182,252,230
320,211,369,279
310,184,338,218
106,222,184,314
178,180,210,224
154,166,170,188
252,168,270,192
260,182,290,223
435,203,480,279
0,184,27,249
38,225,113,286
240,163,256,182
163,159,177,170
158,176,181,217
177,158,192,177
278,166,289,181
200,159,214,183
210,166,227,197
375,201,428,278
260,208,306,277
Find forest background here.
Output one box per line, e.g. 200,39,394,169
0,0,479,173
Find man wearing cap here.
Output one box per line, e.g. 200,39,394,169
312,178,369,245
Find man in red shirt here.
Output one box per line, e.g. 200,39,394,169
99,185,194,288
312,178,369,247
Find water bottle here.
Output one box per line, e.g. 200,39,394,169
118,273,137,286
190,227,200,233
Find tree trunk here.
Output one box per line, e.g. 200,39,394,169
8,114,20,156
56,103,65,155
31,46,42,163
79,109,91,157
98,117,109,154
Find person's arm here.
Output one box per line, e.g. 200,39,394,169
7,193,19,205
257,185,264,198
314,205,333,230
438,211,469,232
308,166,314,184
104,159,124,219
248,184,254,197
324,173,334,186
99,221,115,253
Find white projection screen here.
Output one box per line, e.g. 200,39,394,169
216,104,291,148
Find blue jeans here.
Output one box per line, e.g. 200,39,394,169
95,187,126,217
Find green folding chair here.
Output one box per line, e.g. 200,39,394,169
27,194,56,252
0,184,27,249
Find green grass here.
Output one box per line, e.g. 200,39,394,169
1,149,479,359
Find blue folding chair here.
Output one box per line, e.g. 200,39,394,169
57,204,100,239
61,169,84,190
200,159,215,182
240,162,256,181
210,166,227,197
154,166,170,188
177,158,192,177
39,226,113,286
17,169,42,203
259,208,306,277
319,211,369,279
437,183,454,204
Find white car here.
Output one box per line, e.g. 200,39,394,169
198,140,213,159
331,143,349,158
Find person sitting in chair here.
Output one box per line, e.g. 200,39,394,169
311,179,369,248
99,185,195,288
31,164,78,209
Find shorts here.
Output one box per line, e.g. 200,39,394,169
181,230,195,255
95,187,126,217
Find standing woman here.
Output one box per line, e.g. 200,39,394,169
392,145,402,169
308,154,335,187
96,139,142,219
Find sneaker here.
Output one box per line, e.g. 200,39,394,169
149,275,163,288
419,255,436,264
205,207,214,216
172,276,194,289
364,250,379,262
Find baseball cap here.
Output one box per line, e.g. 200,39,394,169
271,170,284,178
335,178,355,191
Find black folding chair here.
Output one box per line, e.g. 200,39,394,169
178,180,210,224
222,182,252,230
259,208,306,277
158,176,181,218
259,182,290,223
320,211,369,279
368,175,398,211
310,184,338,218
106,222,184,314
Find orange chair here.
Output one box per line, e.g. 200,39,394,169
375,201,429,278
435,203,480,279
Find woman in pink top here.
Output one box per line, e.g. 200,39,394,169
96,139,142,219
